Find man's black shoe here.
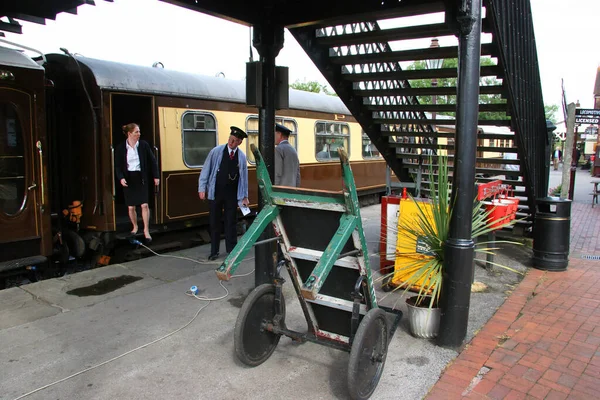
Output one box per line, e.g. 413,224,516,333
208,253,219,261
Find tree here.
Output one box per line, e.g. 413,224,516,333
545,104,559,123
406,58,508,120
290,79,336,96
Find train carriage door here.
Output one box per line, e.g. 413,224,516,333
0,88,42,252
110,94,158,231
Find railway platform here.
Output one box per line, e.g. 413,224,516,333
1,167,598,400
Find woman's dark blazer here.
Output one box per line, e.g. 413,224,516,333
115,140,159,183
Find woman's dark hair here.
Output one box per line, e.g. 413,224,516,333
122,123,139,136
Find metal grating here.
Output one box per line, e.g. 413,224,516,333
581,255,600,260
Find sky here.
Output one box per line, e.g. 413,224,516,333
2,0,599,122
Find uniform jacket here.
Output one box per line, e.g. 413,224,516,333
115,140,159,182
275,140,301,187
198,144,248,201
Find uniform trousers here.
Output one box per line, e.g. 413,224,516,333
209,186,238,255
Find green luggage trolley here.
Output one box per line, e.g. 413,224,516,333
216,144,402,400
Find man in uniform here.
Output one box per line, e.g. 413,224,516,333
274,123,301,187
198,126,249,260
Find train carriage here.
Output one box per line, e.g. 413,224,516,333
45,54,388,234
1,48,389,279
0,46,51,277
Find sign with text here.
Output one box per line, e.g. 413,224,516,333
575,108,600,124
575,116,600,124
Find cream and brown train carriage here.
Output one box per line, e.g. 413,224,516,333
43,54,387,252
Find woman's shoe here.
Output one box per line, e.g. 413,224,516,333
144,235,152,244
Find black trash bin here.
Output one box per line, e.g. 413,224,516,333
533,197,571,271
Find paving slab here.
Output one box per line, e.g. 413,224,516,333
0,287,60,330
19,264,162,312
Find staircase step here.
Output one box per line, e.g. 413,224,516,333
375,117,511,126
395,154,520,165
365,103,508,113
343,65,502,82
317,22,454,46
329,43,496,64
381,130,517,140
388,142,519,154
355,85,505,97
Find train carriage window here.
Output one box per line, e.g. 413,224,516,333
0,103,26,215
182,112,217,168
362,131,381,159
245,116,297,164
315,121,349,161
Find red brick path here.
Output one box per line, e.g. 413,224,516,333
426,202,600,399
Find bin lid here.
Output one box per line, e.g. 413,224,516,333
536,196,572,203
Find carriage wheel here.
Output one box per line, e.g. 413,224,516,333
234,283,285,366
347,308,389,400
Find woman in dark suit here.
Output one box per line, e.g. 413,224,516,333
115,123,159,243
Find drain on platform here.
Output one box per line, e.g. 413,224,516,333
66,275,143,296
581,255,600,260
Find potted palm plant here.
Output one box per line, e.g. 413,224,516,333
384,154,521,339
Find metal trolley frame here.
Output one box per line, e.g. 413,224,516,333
216,144,402,400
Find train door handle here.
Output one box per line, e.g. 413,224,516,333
36,141,45,206
111,145,115,197
28,183,37,191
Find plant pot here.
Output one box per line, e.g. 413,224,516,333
406,296,440,339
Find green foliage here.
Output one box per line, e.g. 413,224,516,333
289,79,336,96
549,184,561,196
545,104,559,123
406,58,509,120
385,154,522,309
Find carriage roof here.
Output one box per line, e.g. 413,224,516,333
0,45,44,70
48,54,351,116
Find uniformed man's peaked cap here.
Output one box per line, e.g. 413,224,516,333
230,126,247,139
275,123,292,135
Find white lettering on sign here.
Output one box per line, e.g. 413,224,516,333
575,108,600,117
575,117,600,124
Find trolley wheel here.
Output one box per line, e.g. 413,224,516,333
234,283,285,366
347,308,389,400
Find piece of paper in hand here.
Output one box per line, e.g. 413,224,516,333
238,201,251,216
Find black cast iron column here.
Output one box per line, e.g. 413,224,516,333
253,22,284,286
437,0,482,348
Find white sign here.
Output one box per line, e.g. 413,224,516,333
575,108,600,117
575,117,600,124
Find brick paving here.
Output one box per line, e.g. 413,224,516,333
426,201,600,399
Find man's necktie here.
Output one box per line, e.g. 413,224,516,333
229,150,234,160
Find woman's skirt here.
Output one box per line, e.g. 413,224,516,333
123,171,149,206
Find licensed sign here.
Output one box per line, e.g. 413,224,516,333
575,116,600,124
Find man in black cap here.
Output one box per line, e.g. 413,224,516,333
274,123,301,187
198,126,250,260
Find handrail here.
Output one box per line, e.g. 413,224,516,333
36,141,44,207
111,145,115,197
